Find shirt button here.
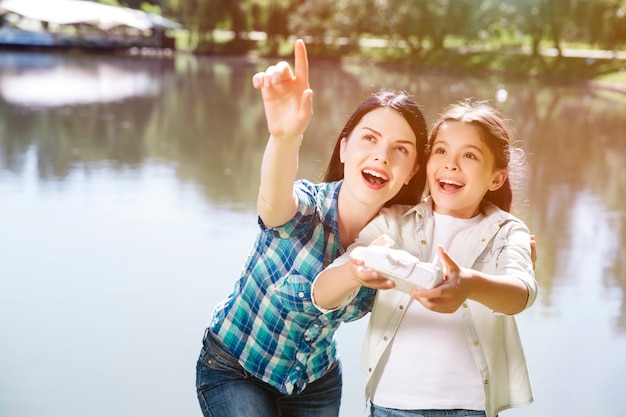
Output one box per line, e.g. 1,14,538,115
383,336,388,341
298,292,305,298
463,303,468,308
473,340,480,347
399,305,404,310
420,240,427,245
484,379,489,385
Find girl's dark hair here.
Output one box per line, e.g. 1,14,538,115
427,99,523,212
323,89,428,206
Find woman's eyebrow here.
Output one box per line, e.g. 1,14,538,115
361,127,416,147
360,126,382,136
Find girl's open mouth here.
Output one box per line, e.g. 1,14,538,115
438,179,463,191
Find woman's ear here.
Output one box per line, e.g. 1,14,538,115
405,164,420,185
489,169,507,191
339,137,347,163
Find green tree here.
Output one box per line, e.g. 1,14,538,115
384,0,428,51
543,0,574,56
571,0,626,50
164,0,252,52
288,0,349,56
264,0,294,54
502,0,576,57
154,0,619,57
599,0,626,51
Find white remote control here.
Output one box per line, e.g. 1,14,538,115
352,245,444,293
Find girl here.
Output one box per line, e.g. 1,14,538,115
313,100,537,417
195,39,429,417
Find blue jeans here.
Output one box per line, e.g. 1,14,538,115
371,404,488,417
196,329,342,417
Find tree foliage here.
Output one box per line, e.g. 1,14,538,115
95,0,626,54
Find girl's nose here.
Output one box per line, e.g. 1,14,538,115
444,158,459,171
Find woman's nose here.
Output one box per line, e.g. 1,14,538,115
371,147,390,164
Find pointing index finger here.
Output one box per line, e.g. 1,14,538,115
294,39,309,87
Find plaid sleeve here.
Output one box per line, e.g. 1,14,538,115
257,180,321,239
331,285,376,322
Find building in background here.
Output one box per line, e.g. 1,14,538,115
0,0,180,51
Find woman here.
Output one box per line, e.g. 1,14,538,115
195,39,429,417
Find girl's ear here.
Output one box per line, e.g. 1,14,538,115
488,169,507,191
339,137,347,163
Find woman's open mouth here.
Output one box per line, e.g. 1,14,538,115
362,168,389,186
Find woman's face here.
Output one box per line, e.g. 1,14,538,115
339,107,419,208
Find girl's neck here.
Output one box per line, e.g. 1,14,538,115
432,202,482,219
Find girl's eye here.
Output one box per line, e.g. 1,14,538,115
434,148,445,155
464,153,477,160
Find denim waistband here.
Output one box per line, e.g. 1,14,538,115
202,328,243,368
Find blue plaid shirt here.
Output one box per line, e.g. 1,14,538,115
209,179,375,394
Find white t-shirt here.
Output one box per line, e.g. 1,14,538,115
370,211,486,410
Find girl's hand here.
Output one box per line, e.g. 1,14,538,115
252,39,313,142
348,255,396,290
348,235,398,290
410,245,472,313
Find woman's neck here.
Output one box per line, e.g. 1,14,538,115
337,193,382,248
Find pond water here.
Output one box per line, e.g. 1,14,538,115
1,50,625,417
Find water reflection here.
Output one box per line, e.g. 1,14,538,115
0,54,160,107
1,50,626,417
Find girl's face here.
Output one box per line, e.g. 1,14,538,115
427,120,507,218
339,107,419,208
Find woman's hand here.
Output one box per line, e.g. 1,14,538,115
530,234,537,269
255,39,313,227
252,39,313,142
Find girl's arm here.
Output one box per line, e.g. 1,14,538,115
412,235,536,315
252,39,313,228
313,262,364,310
313,235,397,310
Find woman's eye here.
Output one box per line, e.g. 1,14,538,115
395,146,408,154
363,134,376,142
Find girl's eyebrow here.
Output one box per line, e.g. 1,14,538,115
432,139,485,155
362,127,416,147
463,144,486,155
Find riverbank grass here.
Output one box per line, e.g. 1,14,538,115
172,32,626,92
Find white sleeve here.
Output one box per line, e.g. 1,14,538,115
311,208,398,312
